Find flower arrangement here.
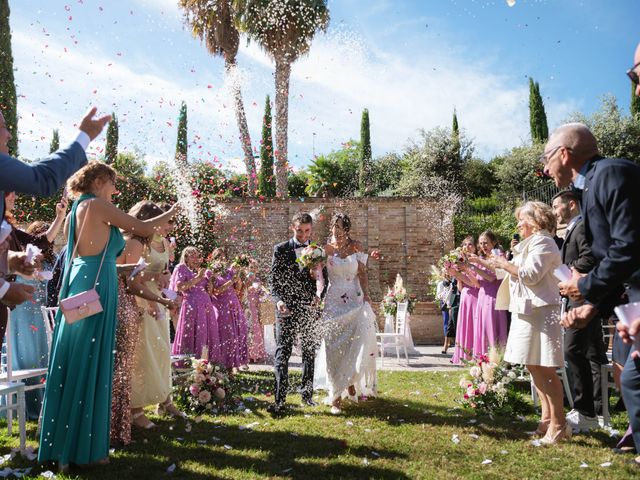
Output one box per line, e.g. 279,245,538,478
380,274,417,317
458,347,528,416
296,243,326,269
173,358,232,415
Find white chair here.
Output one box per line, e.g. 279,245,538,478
0,340,27,455
529,367,574,410
600,322,617,427
376,302,410,366
40,306,58,355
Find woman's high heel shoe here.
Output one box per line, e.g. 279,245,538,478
132,411,156,430
157,400,187,419
539,422,572,445
529,419,550,437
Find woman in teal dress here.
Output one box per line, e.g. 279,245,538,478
38,162,179,471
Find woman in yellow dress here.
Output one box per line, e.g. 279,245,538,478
130,205,182,428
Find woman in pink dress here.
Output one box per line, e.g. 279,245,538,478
467,230,509,356
246,260,267,362
209,249,249,371
448,236,481,364
170,247,222,363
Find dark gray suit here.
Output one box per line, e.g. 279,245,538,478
561,218,607,417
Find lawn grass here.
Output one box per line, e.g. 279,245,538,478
0,369,635,479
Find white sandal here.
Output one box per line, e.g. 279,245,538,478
132,411,156,429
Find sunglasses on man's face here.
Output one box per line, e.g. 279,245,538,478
627,60,640,84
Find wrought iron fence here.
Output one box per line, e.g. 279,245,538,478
521,182,561,205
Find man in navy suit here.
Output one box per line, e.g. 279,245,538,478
0,107,110,307
268,212,325,414
542,86,640,460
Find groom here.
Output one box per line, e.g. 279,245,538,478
268,212,324,413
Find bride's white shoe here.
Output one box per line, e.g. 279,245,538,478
330,406,342,415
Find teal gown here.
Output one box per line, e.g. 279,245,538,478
38,194,125,465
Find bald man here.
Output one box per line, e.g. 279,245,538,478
542,122,640,326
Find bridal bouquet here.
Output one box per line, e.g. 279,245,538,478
441,247,466,270
173,358,232,415
458,347,527,416
296,243,326,269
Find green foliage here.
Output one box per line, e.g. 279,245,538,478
306,141,360,197
452,109,459,136
462,158,498,199
358,108,373,196
258,95,275,197
49,129,60,153
370,152,403,196
395,127,472,198
567,94,640,163
494,144,548,200
529,77,549,143
176,101,188,164
287,169,310,197
454,204,517,248
105,113,119,164
0,0,18,155
632,81,640,119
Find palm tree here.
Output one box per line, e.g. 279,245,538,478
179,0,258,194
238,0,329,197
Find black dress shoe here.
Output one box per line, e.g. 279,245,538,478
302,398,318,407
267,402,286,414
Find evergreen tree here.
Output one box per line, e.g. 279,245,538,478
175,101,188,165
358,108,372,196
452,109,459,136
0,0,18,155
49,129,59,153
105,113,118,164
258,95,275,197
529,77,549,143
632,81,640,120
452,108,461,157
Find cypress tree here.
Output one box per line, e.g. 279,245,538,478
258,95,275,197
0,0,18,155
49,129,59,153
529,77,549,143
358,108,372,196
451,108,461,162
631,81,640,120
105,113,118,164
452,109,459,137
175,101,188,165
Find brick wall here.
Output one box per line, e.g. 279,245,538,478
212,197,455,344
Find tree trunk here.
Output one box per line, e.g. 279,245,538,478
225,59,257,195
274,58,291,198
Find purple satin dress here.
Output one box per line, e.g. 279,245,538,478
211,267,249,368
170,264,222,363
452,281,480,364
473,265,508,357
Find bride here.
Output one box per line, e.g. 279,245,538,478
315,212,378,414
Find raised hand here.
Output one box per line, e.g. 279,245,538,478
78,107,112,141
55,196,68,217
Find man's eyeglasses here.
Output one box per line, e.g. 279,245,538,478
539,146,564,165
627,61,640,85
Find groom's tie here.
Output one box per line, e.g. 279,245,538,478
294,241,309,249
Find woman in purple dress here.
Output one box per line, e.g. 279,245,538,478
467,230,508,356
449,236,481,364
170,247,222,363
209,249,249,371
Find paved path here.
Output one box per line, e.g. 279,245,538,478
248,345,465,373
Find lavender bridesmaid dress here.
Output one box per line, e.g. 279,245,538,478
211,267,249,368
170,264,222,363
451,283,480,364
473,266,508,357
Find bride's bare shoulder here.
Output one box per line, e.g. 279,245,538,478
324,243,335,254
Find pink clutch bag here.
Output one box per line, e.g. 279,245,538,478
60,288,103,324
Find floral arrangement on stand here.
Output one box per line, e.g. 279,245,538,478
380,274,417,317
458,347,529,416
173,358,236,415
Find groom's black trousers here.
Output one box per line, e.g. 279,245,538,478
274,305,321,405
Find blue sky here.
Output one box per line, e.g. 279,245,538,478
8,0,638,171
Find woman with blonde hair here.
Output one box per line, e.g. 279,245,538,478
492,201,567,445
38,162,178,471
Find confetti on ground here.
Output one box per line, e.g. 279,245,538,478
451,434,460,444
481,459,492,465
167,463,176,473
599,462,612,467
580,462,588,468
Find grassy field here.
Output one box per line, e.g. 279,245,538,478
0,370,635,479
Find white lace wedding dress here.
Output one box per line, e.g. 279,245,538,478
314,252,378,403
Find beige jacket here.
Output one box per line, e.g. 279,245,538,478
496,231,561,311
